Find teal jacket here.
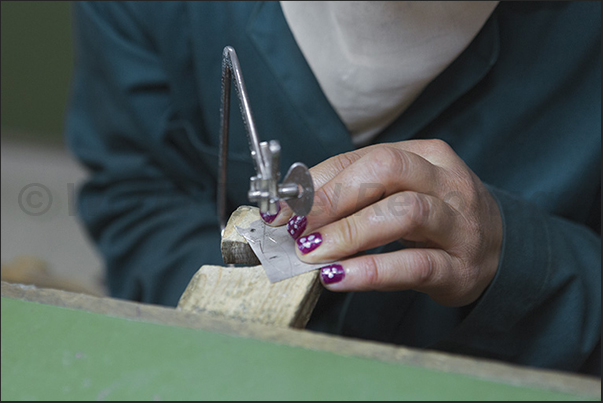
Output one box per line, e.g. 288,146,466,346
66,2,600,375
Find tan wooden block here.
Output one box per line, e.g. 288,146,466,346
221,205,261,266
177,265,321,328
180,205,323,328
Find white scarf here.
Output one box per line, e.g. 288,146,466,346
281,1,499,146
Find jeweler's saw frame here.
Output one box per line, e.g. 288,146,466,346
218,46,314,233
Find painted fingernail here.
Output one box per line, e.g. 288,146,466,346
320,264,345,284
296,232,323,254
260,203,281,224
287,215,307,239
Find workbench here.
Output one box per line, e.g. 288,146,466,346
1,282,599,400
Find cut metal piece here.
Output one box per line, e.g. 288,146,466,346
236,219,324,283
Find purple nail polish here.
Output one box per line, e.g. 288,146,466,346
260,203,281,224
287,215,307,239
296,232,322,254
320,264,345,284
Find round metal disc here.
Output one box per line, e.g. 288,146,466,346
282,162,314,216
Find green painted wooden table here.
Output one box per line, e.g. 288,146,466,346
1,283,600,401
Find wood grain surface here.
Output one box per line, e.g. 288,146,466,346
221,205,261,265
180,205,322,328
177,265,321,328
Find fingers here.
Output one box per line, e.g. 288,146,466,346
264,147,375,226
318,249,472,307
307,146,443,231
264,141,450,230
307,144,379,189
295,191,459,262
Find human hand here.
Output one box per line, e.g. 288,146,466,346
264,140,503,307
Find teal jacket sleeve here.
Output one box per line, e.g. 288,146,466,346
339,183,601,376
340,182,601,375
66,2,223,306
437,185,601,374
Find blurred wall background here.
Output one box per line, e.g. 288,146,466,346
1,1,73,144
1,1,105,295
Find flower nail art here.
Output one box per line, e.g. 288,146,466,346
287,215,307,239
320,264,345,284
296,232,322,254
260,203,281,224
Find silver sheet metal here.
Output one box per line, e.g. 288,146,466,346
235,219,324,283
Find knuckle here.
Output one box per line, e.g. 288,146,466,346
404,193,431,231
428,138,453,155
442,171,479,214
314,152,359,186
332,152,357,172
338,216,360,254
367,147,407,182
411,252,435,286
360,255,381,289
316,186,337,216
